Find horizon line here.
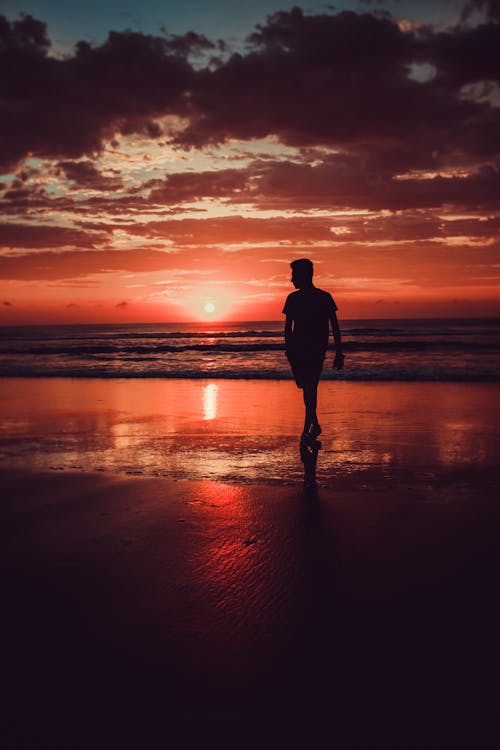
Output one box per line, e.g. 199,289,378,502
2,315,500,329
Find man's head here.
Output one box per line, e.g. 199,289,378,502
291,258,314,289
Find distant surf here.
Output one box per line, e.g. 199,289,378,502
1,318,499,381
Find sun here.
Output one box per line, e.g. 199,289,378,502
183,289,233,321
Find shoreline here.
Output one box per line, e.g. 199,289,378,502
0,370,500,385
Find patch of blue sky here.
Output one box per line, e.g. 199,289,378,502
2,0,466,55
407,62,437,83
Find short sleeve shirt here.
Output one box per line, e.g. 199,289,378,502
282,287,338,353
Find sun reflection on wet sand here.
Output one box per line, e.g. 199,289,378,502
181,480,296,655
202,383,218,421
0,378,499,484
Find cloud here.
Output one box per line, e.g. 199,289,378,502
147,168,249,203
177,7,500,168
115,300,128,308
0,248,181,280
2,6,500,175
0,15,197,170
461,1,500,23
56,160,123,191
109,212,500,248
426,19,500,91
1,6,500,319
122,215,338,244
0,223,107,248
162,30,219,57
144,157,500,212
3,300,13,306
245,159,500,211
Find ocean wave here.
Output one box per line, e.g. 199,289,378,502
1,340,499,356
0,342,284,355
2,324,500,342
2,319,499,382
0,329,283,342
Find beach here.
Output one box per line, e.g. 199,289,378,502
3,0,500,736
2,379,500,743
2,378,499,481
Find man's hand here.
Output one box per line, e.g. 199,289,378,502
333,353,345,370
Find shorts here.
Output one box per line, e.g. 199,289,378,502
286,349,326,388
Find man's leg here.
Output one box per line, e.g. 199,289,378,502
302,377,319,433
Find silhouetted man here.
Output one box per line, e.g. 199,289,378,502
283,258,344,441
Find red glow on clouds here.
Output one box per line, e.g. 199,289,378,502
1,7,500,324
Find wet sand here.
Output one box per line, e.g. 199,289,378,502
1,378,500,483
2,379,500,743
2,467,500,744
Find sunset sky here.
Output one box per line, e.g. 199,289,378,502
1,0,500,323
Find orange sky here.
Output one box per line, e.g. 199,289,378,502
1,7,500,324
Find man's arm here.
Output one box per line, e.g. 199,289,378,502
330,312,344,370
284,314,293,351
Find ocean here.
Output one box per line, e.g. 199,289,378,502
1,318,499,381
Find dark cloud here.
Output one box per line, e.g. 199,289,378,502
0,248,179,279
461,0,500,23
115,301,128,308
0,186,156,217
144,156,500,212
2,188,36,202
2,6,500,175
427,20,500,87
246,158,500,211
147,168,249,203
0,15,196,171
177,6,500,168
115,211,500,246
90,212,499,264
122,215,337,243
3,300,13,306
0,13,49,51
1,3,500,252
56,160,123,191
0,222,107,248
163,30,217,56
